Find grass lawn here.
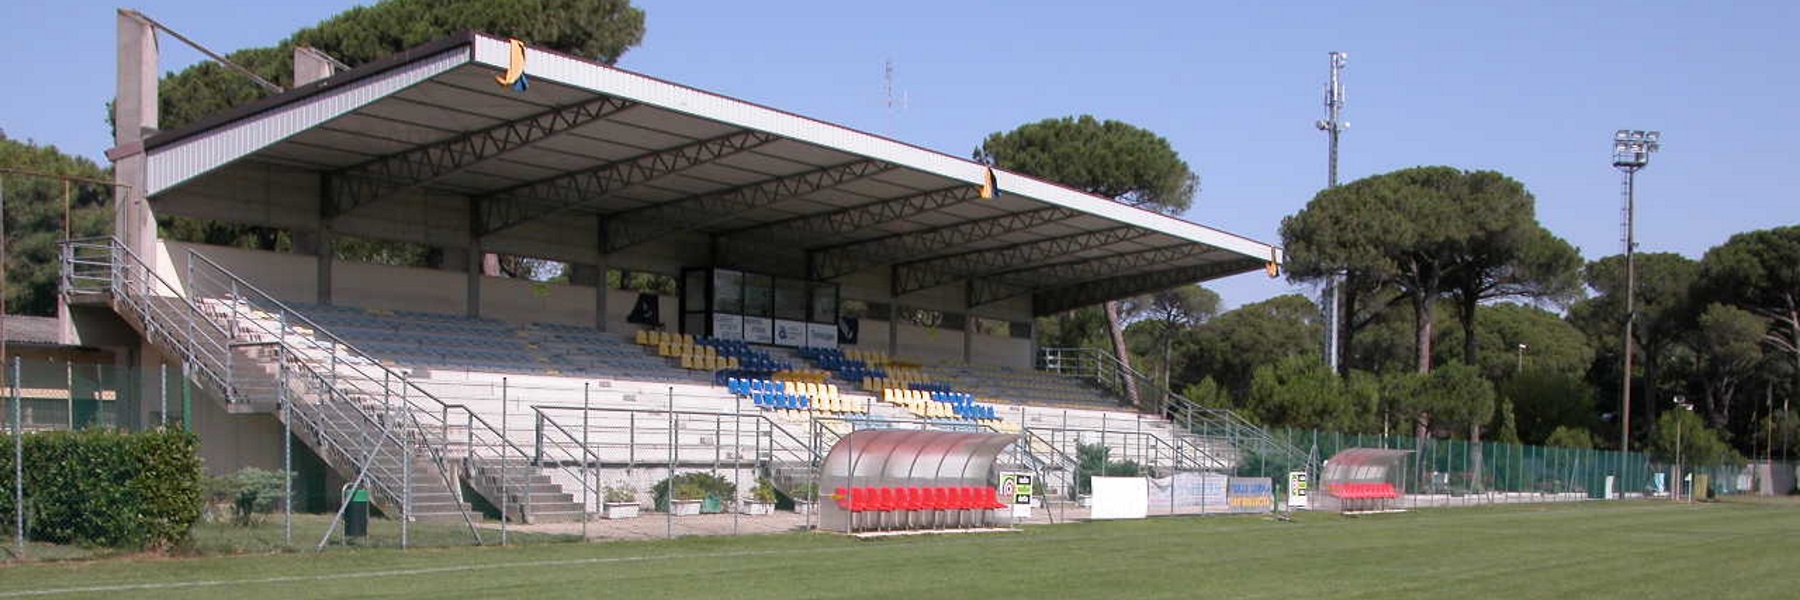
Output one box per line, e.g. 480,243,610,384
1,499,1794,599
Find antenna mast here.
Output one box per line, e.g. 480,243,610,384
1315,51,1348,372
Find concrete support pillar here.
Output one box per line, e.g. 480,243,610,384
314,226,334,305
112,10,158,268
1026,318,1039,369
887,302,900,358
465,242,482,317
567,264,600,287
594,215,610,332
594,257,611,332
963,317,974,364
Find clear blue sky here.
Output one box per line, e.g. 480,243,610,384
6,1,1797,309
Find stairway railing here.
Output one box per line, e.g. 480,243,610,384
62,237,610,542
1037,346,1313,476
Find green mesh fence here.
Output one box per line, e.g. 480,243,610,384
1264,428,1658,500
6,359,144,432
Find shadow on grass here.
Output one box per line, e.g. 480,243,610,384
3,513,582,564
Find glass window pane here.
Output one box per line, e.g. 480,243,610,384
743,273,772,317
712,269,743,314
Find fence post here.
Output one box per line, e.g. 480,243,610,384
582,383,590,542
667,386,675,540
500,377,509,546
159,362,168,428
181,362,193,431
65,361,73,430
14,357,25,558
280,343,292,548
401,451,411,549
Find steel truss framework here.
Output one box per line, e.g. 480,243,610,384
1027,257,1263,315
474,129,781,236
324,95,637,219
808,206,1083,281
603,159,896,253
890,225,1155,296
969,244,1234,308
718,184,981,246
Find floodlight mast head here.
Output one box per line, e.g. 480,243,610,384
1611,129,1661,171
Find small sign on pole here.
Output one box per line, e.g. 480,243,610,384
1287,471,1310,510
1000,472,1033,518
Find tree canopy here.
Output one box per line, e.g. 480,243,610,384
1282,166,1572,375
1,135,113,316
981,115,1199,407
1697,225,1800,397
148,0,647,133
1179,294,1322,401
975,115,1197,214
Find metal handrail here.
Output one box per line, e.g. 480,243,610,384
63,238,415,512
1038,346,1313,472
61,239,235,400
179,246,551,477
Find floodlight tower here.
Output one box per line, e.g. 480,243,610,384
1315,51,1348,373
1611,128,1660,495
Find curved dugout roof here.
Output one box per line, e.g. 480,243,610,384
141,33,1282,316
816,429,1018,531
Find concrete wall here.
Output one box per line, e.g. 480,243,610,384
162,240,675,331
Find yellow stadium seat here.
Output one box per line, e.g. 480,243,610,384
635,330,649,345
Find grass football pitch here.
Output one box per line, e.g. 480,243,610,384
1,499,1794,599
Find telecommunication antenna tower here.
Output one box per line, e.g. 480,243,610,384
1315,52,1349,372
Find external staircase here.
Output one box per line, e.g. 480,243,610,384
60,238,564,536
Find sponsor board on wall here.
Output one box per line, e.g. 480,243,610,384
1147,472,1228,512
1226,477,1274,514
712,313,743,341
743,317,773,344
806,322,838,349
773,319,807,347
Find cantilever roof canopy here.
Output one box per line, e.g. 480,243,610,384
142,33,1281,316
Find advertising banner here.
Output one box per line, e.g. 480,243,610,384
711,313,743,341
806,322,838,349
773,319,807,347
1226,477,1274,514
743,317,773,344
1147,472,1228,513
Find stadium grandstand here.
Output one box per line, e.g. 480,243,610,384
53,13,1305,531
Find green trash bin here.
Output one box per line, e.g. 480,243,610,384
1692,474,1710,502
345,488,370,538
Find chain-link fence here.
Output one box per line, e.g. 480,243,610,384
1264,427,1793,510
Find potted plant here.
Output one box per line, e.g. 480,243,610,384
782,482,820,514
742,478,778,515
601,483,640,520
652,472,737,516
669,481,705,516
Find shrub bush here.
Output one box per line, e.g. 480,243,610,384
650,472,736,510
203,467,290,526
0,428,202,549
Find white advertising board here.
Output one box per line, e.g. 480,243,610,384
1089,476,1148,520
743,317,773,344
805,322,838,349
712,313,743,341
773,319,807,347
